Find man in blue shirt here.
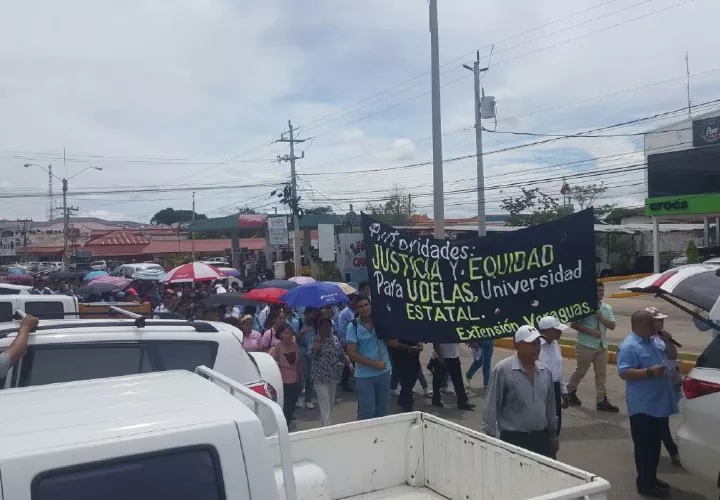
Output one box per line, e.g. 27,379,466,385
346,296,392,420
617,310,679,498
337,299,356,392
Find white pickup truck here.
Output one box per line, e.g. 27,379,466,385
0,367,610,500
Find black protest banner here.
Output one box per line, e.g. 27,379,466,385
362,209,598,343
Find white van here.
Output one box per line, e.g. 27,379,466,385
117,263,164,279
0,295,78,322
0,284,31,295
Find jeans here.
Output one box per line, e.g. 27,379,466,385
282,382,300,425
629,413,666,491
432,357,468,405
355,372,391,420
314,382,338,427
299,352,314,403
465,340,494,387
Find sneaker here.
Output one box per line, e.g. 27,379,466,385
596,396,619,413
431,400,444,408
567,391,582,406
440,387,454,395
305,401,315,409
389,389,400,397
457,402,476,411
423,388,432,397
464,379,471,389
295,400,303,409
670,454,681,466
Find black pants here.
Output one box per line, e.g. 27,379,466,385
340,365,353,390
553,382,562,436
432,357,468,405
283,382,301,425
395,350,421,411
661,418,678,456
501,430,556,460
630,413,667,490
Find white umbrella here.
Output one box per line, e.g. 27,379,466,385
162,262,223,283
622,264,720,320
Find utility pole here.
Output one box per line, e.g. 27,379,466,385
276,120,306,277
191,191,196,262
17,219,33,263
463,51,490,237
429,0,445,239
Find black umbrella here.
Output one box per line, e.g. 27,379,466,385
201,293,258,307
254,279,298,291
52,271,84,280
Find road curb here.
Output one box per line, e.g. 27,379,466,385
598,273,651,283
609,291,642,299
493,338,696,375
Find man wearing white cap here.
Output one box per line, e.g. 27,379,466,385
482,325,559,459
538,316,570,436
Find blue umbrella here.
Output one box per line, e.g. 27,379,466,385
85,270,108,281
280,282,350,308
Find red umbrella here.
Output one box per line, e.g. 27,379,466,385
242,287,287,303
163,262,223,283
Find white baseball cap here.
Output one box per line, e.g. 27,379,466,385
644,306,668,319
538,316,569,331
514,325,542,343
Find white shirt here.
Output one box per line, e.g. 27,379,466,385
215,285,227,294
539,338,566,394
258,305,270,329
153,304,169,319
439,343,459,359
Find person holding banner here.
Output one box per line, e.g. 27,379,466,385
538,316,570,435
482,325,559,459
346,296,392,420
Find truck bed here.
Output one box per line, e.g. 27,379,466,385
345,485,445,499
267,412,610,500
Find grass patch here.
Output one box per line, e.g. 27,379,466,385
557,338,698,362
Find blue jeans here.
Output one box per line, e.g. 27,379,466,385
355,372,391,420
466,340,494,387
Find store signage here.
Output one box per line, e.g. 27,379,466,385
645,193,720,216
693,116,720,147
267,216,289,246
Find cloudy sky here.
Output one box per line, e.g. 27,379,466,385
1,0,718,223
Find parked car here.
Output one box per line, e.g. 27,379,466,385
0,318,283,417
69,262,92,273
89,260,108,271
0,368,611,500
117,262,164,279
677,333,720,485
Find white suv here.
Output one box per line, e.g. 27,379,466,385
0,318,283,417
677,334,720,484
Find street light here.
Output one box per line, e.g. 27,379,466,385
23,162,103,270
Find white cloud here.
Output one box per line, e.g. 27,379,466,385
1,0,719,221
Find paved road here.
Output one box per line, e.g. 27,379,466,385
292,346,717,500
566,280,716,355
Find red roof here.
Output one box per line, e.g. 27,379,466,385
238,214,268,228
82,244,148,257
86,231,150,246
142,238,266,255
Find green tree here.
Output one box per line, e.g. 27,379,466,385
304,205,335,215
151,208,207,225
238,206,257,214
687,240,700,263
366,185,416,226
500,188,571,227
569,182,616,219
